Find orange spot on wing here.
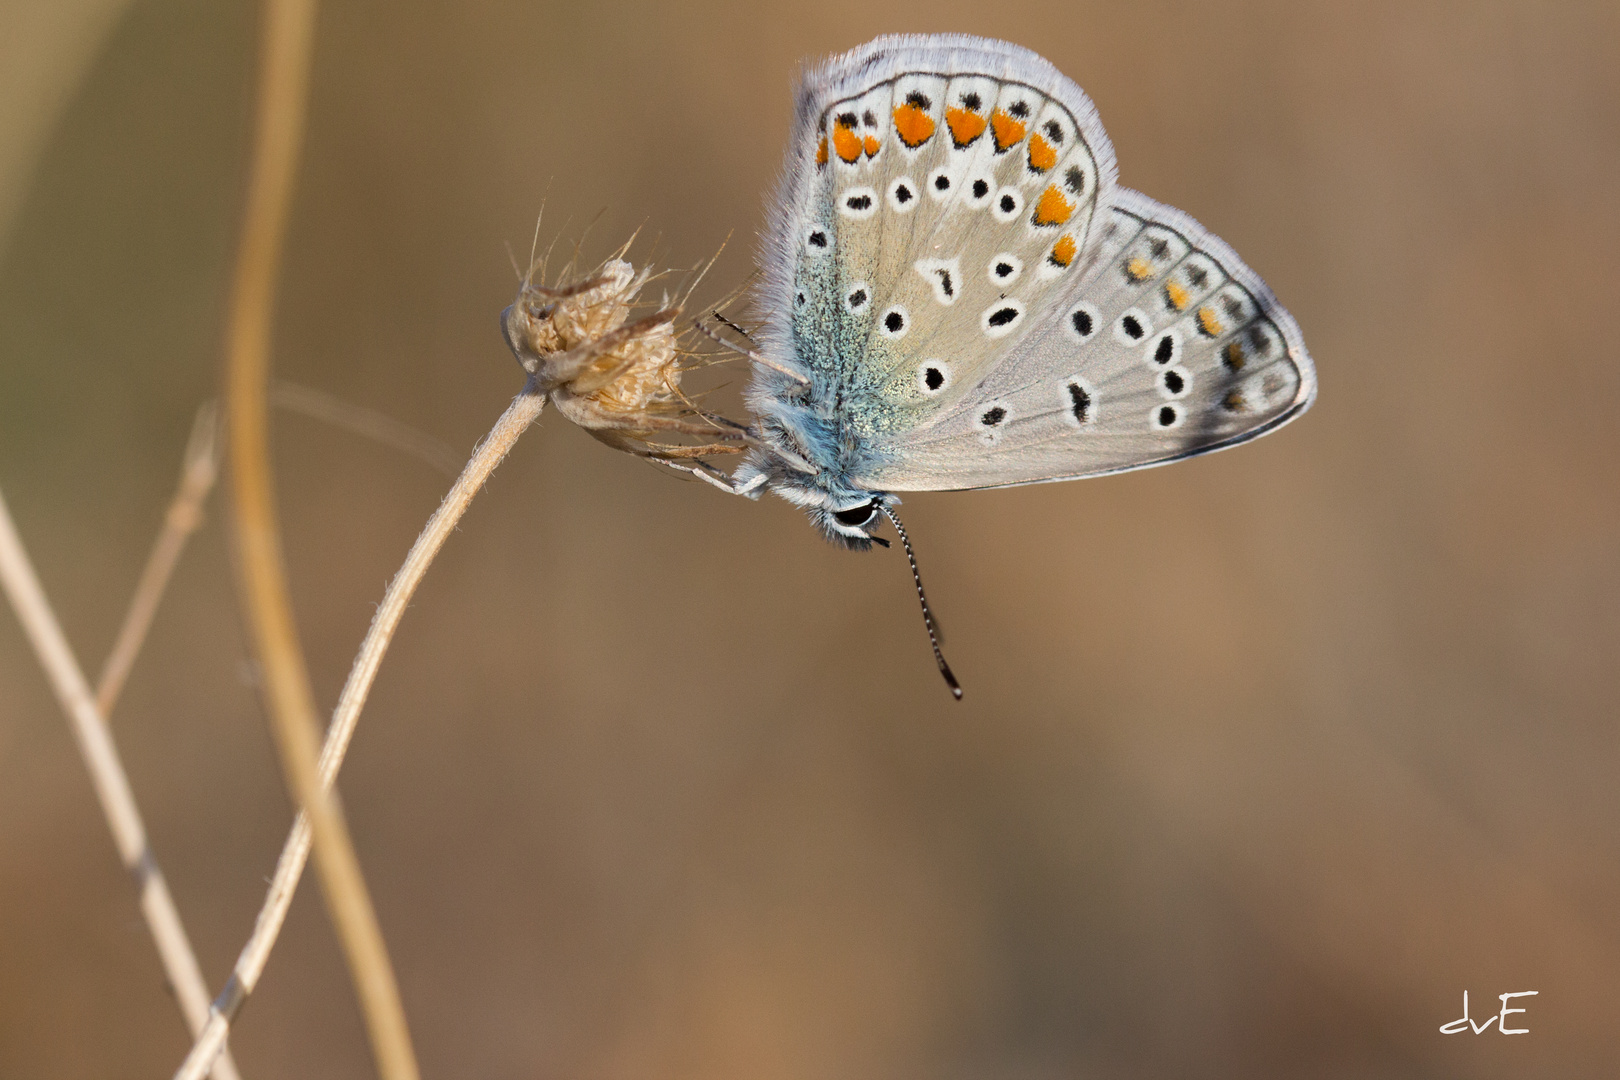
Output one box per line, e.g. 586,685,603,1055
816,136,827,166
832,124,863,164
1027,132,1057,171
1126,256,1153,282
863,134,881,157
1032,186,1075,227
990,109,1026,152
1164,279,1190,311
945,106,987,148
1048,234,1077,267
1197,305,1224,336
1224,340,1247,371
892,102,935,148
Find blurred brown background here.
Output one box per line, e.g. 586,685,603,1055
1,1,1616,1077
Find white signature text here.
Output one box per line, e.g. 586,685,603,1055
1439,990,1537,1034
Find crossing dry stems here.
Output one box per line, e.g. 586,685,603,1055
0,485,245,1080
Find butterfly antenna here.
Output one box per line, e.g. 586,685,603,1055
879,504,962,700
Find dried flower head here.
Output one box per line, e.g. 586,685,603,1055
502,252,747,461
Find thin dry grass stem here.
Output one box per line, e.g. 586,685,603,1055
218,1,419,1079
173,379,548,1080
95,401,223,719
272,380,462,476
179,247,713,1079
0,487,244,1080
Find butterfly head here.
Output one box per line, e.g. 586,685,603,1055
817,496,892,549
783,480,895,550
733,453,890,551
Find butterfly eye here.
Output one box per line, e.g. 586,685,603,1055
832,502,879,528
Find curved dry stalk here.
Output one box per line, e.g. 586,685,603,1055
271,380,461,477
221,1,418,1078
95,401,223,719
0,487,244,1080
175,382,547,1080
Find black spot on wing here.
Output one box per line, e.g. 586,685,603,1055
1067,382,1091,423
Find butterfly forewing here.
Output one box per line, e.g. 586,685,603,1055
854,188,1316,490
772,37,1117,451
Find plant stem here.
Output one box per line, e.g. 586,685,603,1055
222,1,419,1078
175,382,547,1080
0,487,244,1080
95,401,222,719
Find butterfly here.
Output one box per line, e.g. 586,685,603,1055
678,33,1316,696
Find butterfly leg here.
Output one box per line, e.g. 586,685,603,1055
653,457,765,496
691,315,809,385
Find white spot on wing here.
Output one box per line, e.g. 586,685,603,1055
802,224,832,255
917,361,951,395
980,299,1026,338
886,176,919,214
914,257,961,306
838,186,877,220
1114,307,1151,344
843,280,872,314
1065,302,1100,341
991,186,1024,223
878,305,910,339
976,400,1012,445
1156,365,1192,400
987,252,1023,285
1151,403,1184,430
1060,376,1096,428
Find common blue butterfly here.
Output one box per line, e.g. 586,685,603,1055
680,34,1316,694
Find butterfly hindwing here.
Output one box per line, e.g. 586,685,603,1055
853,187,1317,491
